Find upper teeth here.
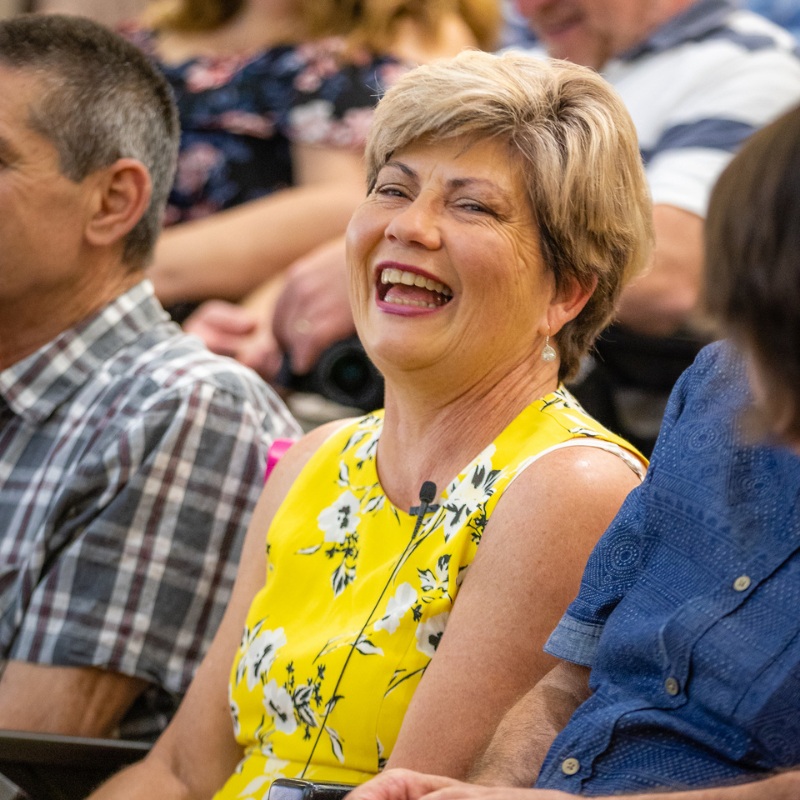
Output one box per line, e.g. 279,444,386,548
380,268,453,296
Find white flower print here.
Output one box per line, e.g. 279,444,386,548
354,427,380,462
236,757,290,798
441,445,502,542
415,612,450,658
317,490,361,544
374,583,417,634
418,554,451,599
289,99,334,144
263,679,298,736
236,624,287,691
228,682,241,738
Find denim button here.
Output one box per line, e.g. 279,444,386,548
733,575,751,592
561,757,580,775
665,677,680,696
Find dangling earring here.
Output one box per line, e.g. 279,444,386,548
541,331,557,362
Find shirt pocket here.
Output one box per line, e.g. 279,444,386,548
686,556,800,764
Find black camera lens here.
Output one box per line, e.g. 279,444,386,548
278,337,384,411
327,351,372,397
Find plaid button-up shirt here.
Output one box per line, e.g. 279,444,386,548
0,281,300,736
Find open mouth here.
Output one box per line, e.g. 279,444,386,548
377,267,454,309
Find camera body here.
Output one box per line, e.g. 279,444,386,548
278,337,384,411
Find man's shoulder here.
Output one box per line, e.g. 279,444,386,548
113,325,284,413
659,341,750,438
613,6,800,95
649,341,800,510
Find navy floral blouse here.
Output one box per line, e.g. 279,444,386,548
121,24,410,225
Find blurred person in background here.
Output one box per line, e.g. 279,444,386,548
88,50,651,799
346,98,800,800
121,0,498,335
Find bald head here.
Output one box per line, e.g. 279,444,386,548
516,0,698,70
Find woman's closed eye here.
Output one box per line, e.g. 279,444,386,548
456,200,497,216
375,183,412,200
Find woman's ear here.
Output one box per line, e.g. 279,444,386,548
545,274,599,336
84,158,152,249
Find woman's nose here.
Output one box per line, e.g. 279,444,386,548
384,196,442,250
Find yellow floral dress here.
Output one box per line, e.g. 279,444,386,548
215,390,645,799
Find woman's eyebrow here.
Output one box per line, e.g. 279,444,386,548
383,162,507,195
382,159,417,179
448,177,504,192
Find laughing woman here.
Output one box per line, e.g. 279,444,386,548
91,51,652,799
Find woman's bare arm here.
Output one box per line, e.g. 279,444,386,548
148,144,365,306
385,446,640,779
88,420,351,800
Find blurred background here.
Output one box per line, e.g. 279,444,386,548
0,0,147,23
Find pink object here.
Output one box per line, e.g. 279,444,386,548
265,438,296,483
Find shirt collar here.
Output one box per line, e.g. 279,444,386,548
618,0,739,62
0,280,171,424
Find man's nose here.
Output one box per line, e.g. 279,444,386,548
515,0,554,17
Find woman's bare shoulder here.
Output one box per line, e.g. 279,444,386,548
480,442,642,552
268,418,357,490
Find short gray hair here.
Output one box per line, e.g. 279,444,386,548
365,50,653,380
0,14,180,267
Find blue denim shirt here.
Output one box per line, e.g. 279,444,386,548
536,342,800,795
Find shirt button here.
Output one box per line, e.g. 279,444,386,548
733,575,751,592
561,757,580,775
665,677,680,696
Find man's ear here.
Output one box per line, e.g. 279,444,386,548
546,273,599,336
84,159,152,248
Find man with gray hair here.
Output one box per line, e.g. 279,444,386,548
0,14,300,739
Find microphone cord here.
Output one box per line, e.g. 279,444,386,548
300,481,437,777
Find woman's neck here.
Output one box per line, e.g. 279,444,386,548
376,356,561,512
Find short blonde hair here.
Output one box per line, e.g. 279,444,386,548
365,50,653,380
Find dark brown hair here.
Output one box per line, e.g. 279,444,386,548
0,14,179,267
705,103,800,439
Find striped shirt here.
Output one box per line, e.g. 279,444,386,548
0,280,300,737
521,0,800,217
608,0,800,216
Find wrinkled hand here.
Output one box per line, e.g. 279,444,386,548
183,300,283,380
346,769,463,800
272,237,356,376
347,770,572,800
